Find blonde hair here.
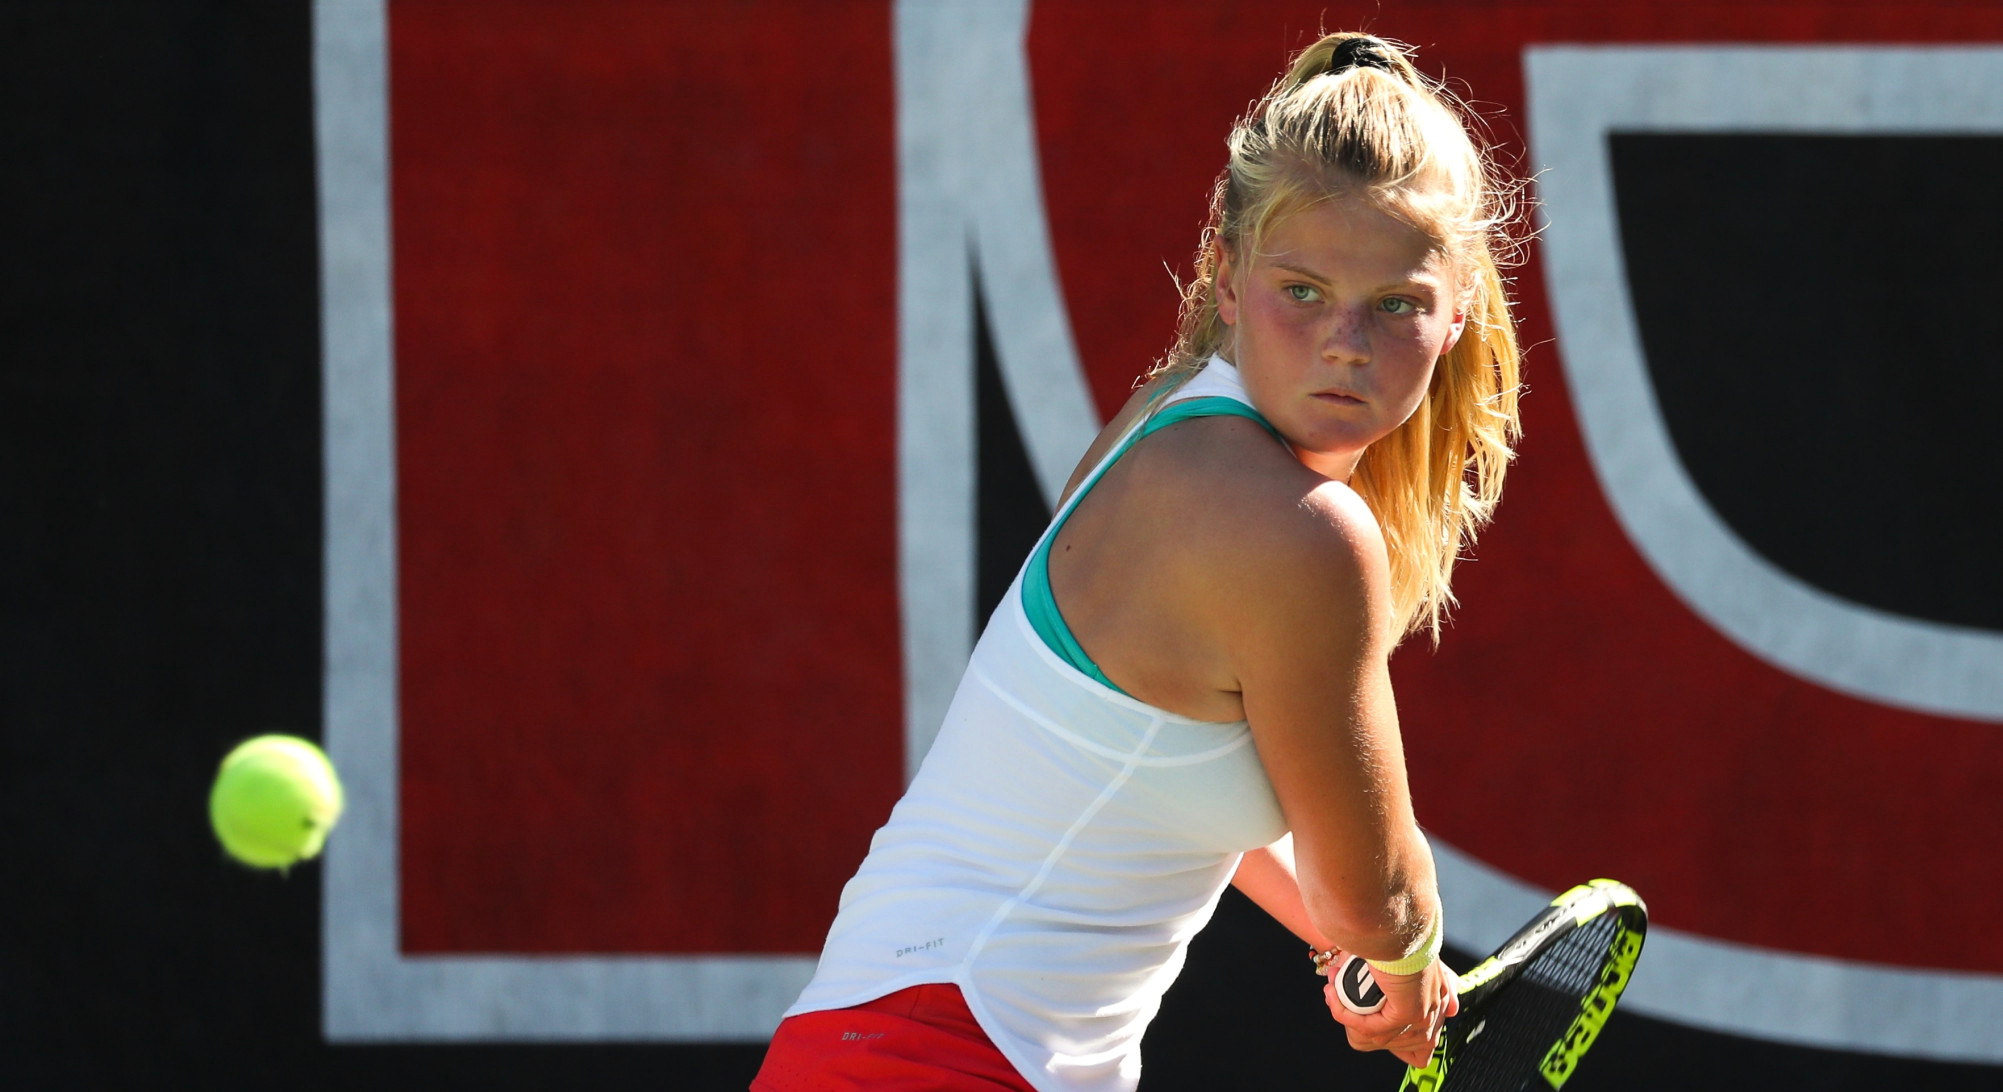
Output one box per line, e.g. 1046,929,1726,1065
1152,32,1524,643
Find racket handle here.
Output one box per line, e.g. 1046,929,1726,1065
1332,954,1386,1015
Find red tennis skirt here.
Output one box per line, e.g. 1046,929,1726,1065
751,982,1036,1091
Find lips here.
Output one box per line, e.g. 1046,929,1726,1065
1314,390,1365,405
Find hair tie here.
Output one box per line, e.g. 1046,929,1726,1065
1327,36,1395,76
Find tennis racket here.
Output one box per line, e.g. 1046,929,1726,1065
1334,878,1648,1091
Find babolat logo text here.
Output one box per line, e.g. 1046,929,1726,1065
1541,924,1644,1084
894,936,946,958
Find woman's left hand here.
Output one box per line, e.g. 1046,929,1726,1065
1323,955,1460,1068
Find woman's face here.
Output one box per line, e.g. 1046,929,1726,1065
1216,197,1465,481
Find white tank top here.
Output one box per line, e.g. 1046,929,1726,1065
785,360,1289,1092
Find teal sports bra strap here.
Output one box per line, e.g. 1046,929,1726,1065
1021,396,1284,694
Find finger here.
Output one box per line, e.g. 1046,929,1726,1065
1324,985,1372,1033
1382,1017,1443,1059
1343,1018,1413,1055
1388,1024,1429,1047
1371,1023,1416,1054
1390,1028,1441,1066
1346,1027,1393,1052
1324,987,1406,1036
1334,1009,1412,1038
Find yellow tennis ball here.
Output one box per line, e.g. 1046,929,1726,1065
209,734,344,869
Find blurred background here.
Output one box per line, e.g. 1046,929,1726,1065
8,1,2000,1087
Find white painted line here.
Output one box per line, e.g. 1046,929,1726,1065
1527,45,2003,725
316,0,814,1042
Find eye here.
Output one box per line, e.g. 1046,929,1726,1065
1380,297,1418,315
1285,284,1322,303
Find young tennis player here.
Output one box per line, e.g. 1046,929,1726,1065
754,31,1523,1091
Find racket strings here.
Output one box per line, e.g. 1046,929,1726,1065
1438,914,1621,1091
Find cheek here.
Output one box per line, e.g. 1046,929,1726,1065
1379,333,1443,405
1245,295,1316,341
1399,357,1443,415
1392,312,1457,369
1387,310,1451,350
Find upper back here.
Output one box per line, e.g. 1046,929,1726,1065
1046,361,1390,723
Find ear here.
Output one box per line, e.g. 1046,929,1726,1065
1440,306,1467,357
1214,245,1240,327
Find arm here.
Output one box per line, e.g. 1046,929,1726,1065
1221,481,1433,958
1231,834,1330,950
1211,480,1455,1065
1235,831,1457,1066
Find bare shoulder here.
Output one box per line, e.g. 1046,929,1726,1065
1167,421,1385,592
1058,376,1170,507
1139,419,1393,661
1049,406,1390,717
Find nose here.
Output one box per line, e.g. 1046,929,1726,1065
1322,305,1371,365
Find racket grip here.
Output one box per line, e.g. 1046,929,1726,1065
1332,954,1387,1015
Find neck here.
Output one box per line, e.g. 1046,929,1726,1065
1292,445,1364,482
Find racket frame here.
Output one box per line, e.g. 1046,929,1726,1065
1400,878,1648,1092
